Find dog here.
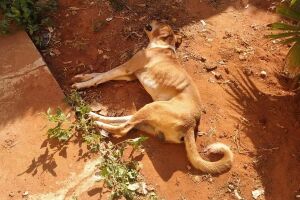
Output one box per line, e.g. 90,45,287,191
72,21,233,174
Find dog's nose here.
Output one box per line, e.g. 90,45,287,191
145,24,152,31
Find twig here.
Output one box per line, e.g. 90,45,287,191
231,124,252,155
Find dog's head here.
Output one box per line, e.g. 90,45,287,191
144,20,182,49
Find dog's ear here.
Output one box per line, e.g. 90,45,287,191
158,27,171,38
175,34,183,49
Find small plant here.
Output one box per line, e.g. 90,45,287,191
0,0,57,47
267,0,300,88
46,108,73,142
45,91,158,199
98,137,148,199
65,90,102,151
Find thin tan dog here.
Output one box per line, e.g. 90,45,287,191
72,21,233,174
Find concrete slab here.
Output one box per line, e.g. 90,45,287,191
0,32,95,199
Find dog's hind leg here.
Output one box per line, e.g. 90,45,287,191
93,102,164,137
89,112,133,123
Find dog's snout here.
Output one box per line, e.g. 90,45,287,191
145,24,152,31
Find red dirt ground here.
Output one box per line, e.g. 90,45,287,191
35,0,300,199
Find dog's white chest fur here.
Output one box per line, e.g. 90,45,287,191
137,72,158,89
136,71,176,101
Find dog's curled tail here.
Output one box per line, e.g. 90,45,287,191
184,129,233,174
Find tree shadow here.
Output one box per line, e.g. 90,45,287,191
223,71,300,200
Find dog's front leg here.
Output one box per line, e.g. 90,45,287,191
72,50,146,89
72,67,131,89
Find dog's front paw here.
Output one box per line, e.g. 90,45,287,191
72,74,95,82
71,82,89,89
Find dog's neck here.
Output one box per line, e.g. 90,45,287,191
148,42,176,53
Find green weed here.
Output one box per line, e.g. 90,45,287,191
98,137,148,199
45,91,157,199
46,108,73,142
0,0,57,47
267,0,300,88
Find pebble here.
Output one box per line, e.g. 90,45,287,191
252,188,264,199
228,183,235,191
239,55,247,61
260,70,267,78
212,71,222,80
22,191,29,197
106,17,113,22
97,49,103,55
204,64,217,72
8,192,14,197
192,175,201,183
103,55,110,59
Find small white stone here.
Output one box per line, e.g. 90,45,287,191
22,191,29,197
260,71,267,78
252,188,264,199
106,17,113,22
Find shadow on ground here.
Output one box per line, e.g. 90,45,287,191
224,71,300,199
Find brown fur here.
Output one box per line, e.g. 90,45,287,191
72,21,233,174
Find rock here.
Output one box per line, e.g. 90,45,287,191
239,55,247,61
22,191,29,197
212,71,222,80
106,17,113,22
235,47,243,54
199,56,207,62
200,20,207,27
103,55,110,59
204,64,217,72
97,49,103,55
260,70,267,78
252,188,264,199
228,183,235,191
192,175,201,183
137,182,148,195
128,183,140,191
8,192,14,197
234,189,244,200
218,60,226,65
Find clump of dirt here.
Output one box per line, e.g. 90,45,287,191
35,0,300,199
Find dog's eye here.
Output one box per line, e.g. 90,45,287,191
145,24,152,31
180,137,184,142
